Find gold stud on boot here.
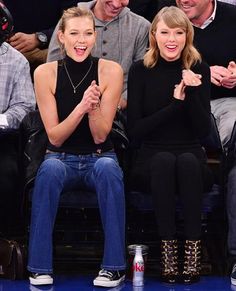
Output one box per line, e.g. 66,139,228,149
182,240,201,284
160,239,179,284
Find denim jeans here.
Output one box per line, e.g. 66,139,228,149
27,150,126,274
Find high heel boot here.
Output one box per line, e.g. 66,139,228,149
160,239,179,283
182,240,201,284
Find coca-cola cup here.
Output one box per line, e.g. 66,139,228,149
127,244,149,281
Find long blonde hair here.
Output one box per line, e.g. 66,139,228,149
144,6,201,69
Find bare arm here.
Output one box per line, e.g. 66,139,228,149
88,59,123,144
34,62,100,147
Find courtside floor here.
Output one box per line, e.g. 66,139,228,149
0,275,234,291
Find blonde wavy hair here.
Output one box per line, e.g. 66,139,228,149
143,6,201,69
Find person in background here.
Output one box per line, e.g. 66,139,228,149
5,0,78,74
47,0,150,110
127,6,213,284
0,1,35,236
27,7,126,288
128,0,157,21
218,0,236,4
175,0,236,149
175,0,236,285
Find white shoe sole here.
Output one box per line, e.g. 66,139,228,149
231,277,236,285
29,276,53,286
93,275,125,287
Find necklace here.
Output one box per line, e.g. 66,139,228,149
64,60,93,94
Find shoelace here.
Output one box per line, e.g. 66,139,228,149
32,273,50,278
232,264,236,274
99,269,115,278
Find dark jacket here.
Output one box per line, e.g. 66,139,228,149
20,110,47,191
20,109,128,191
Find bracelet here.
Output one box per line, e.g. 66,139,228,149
92,102,100,110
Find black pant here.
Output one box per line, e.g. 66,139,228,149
130,147,213,240
0,134,21,236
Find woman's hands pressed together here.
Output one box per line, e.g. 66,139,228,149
182,69,202,87
80,80,101,113
174,69,202,100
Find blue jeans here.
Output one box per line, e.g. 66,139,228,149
27,150,126,274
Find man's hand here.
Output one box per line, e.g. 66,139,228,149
8,32,40,53
221,61,236,89
210,65,231,86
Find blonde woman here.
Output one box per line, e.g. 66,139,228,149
27,7,125,288
127,6,213,284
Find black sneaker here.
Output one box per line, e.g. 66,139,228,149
231,263,236,285
29,273,53,285
93,269,125,287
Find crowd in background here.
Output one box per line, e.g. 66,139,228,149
1,0,236,288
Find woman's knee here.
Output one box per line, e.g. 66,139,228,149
176,153,199,170
37,158,66,180
94,157,122,178
176,153,202,183
150,152,176,172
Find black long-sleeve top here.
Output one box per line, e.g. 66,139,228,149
127,57,211,152
155,1,236,100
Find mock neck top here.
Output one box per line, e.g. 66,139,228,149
157,55,183,70
47,55,113,154
127,57,211,156
63,54,93,89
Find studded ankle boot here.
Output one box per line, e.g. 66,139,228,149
160,239,179,284
182,240,201,284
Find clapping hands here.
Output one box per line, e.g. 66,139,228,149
81,80,101,113
210,61,236,89
174,69,202,100
221,61,236,89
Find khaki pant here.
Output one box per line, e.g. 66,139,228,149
211,97,236,147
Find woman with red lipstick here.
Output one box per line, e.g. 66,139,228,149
127,6,213,284
27,7,126,288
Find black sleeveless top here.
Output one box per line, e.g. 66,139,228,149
47,55,113,154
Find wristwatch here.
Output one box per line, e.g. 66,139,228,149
35,32,48,49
